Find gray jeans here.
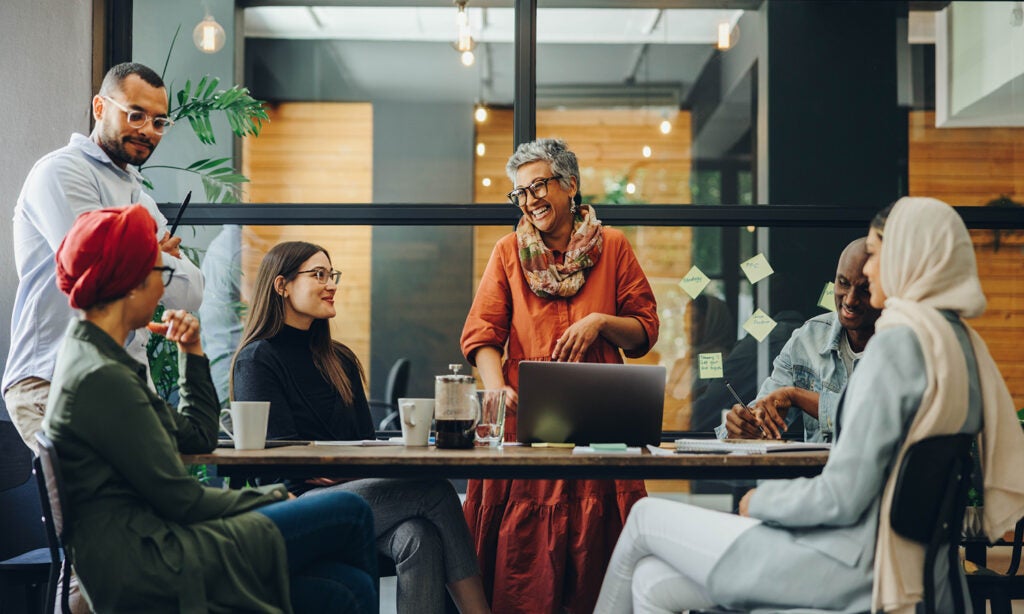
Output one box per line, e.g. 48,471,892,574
304,478,478,614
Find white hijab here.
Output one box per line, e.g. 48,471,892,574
872,197,1024,612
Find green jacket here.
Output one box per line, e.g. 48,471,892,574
44,320,292,613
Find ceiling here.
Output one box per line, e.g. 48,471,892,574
244,6,743,106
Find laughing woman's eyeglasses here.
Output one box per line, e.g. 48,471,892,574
297,267,343,285
152,266,175,287
506,175,562,207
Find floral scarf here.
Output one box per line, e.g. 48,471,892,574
517,204,603,298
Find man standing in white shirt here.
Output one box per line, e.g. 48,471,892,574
4,62,204,456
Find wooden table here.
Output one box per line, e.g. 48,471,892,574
183,444,828,482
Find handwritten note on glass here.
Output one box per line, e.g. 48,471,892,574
698,352,724,379
743,309,778,342
678,266,711,299
818,281,836,312
740,253,774,284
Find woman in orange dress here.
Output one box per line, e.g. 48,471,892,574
460,138,659,613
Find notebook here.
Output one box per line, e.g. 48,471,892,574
516,361,666,446
674,438,832,454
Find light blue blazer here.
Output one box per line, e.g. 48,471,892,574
706,313,981,613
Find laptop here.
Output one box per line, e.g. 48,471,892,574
516,361,666,446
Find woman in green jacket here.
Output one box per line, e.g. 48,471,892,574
43,205,378,613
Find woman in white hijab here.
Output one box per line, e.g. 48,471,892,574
594,197,1024,613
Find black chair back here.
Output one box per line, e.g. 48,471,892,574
369,357,411,432
889,432,973,614
34,432,72,614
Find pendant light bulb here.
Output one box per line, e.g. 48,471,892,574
659,119,672,135
717,21,732,50
642,145,652,158
474,105,488,123
193,14,226,54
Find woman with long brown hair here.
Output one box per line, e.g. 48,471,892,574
232,241,489,614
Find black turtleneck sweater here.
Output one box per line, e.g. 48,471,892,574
232,325,375,444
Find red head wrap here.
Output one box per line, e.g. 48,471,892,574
55,204,159,310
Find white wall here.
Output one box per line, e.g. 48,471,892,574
937,2,1024,126
0,1,93,418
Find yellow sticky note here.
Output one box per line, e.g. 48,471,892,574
818,282,836,312
740,253,774,284
698,352,724,379
678,266,710,300
743,309,778,343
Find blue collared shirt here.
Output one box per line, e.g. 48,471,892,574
716,311,856,443
4,133,204,392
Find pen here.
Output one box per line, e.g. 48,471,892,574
169,190,192,236
724,380,769,439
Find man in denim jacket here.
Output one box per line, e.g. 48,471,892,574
718,238,880,443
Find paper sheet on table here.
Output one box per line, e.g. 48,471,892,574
312,440,406,446
572,446,642,455
646,445,675,456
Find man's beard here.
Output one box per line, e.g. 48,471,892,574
97,128,155,167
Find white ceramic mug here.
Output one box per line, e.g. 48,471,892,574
398,398,434,447
219,401,270,450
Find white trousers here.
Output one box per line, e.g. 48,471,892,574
594,497,761,614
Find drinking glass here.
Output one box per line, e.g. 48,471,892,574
475,389,506,447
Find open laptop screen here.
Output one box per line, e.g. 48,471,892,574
516,361,666,446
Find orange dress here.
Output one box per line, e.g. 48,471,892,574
461,227,659,613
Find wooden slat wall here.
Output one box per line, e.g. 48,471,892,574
241,102,374,372
909,110,1024,408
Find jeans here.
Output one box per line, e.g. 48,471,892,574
257,490,379,613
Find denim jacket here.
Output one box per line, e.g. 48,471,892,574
716,312,853,443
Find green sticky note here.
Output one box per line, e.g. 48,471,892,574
698,352,724,379
818,281,836,312
743,309,778,343
740,253,774,284
678,266,711,299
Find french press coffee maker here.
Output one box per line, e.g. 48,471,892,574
434,364,480,449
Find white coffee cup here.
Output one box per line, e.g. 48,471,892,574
398,398,434,447
220,401,270,450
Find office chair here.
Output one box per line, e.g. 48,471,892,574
0,421,50,614
368,357,410,432
889,432,974,614
34,432,72,614
964,516,1024,614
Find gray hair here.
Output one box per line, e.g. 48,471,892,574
505,138,582,206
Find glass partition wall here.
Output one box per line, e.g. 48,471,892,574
127,2,1024,429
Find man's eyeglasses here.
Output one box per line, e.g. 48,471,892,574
102,96,174,134
152,266,175,287
297,267,342,285
507,175,563,207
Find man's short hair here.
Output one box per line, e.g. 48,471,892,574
98,62,165,96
